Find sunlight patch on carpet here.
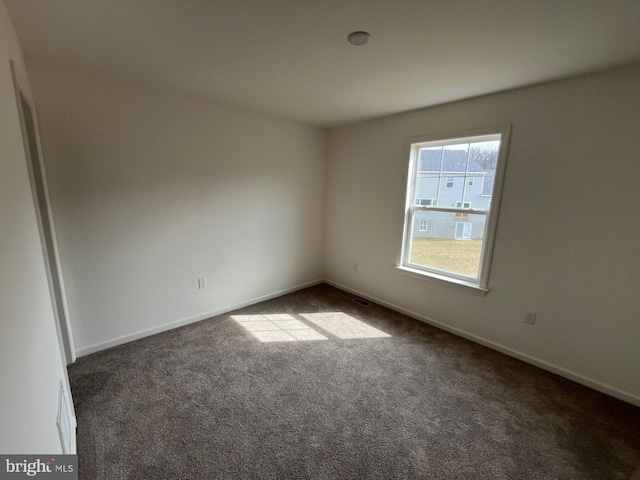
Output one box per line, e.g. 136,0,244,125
232,312,391,342
231,314,327,342
300,312,391,339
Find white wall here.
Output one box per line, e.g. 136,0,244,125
21,36,639,407
325,63,640,404
0,0,71,453
27,59,326,355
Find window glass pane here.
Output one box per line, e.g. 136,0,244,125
469,141,500,171
414,147,442,205
409,212,486,279
402,130,507,289
416,141,496,210
469,140,499,201
443,143,469,172
417,146,443,172
417,146,471,201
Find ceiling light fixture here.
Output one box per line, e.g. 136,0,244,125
347,31,371,46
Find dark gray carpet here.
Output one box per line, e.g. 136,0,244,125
69,284,640,479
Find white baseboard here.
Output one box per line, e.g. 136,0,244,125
324,279,640,407
75,279,323,357
74,276,639,407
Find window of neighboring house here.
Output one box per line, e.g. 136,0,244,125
454,201,471,220
398,126,510,293
415,198,435,206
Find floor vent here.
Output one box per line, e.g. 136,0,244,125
352,297,371,307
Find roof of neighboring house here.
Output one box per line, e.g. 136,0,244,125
418,149,486,173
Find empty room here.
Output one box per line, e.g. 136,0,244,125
1,0,639,478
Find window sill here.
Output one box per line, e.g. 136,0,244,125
393,265,488,296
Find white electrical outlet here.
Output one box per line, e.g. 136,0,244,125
198,277,207,289
524,311,537,325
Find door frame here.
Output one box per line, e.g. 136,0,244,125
10,61,76,365
455,221,472,240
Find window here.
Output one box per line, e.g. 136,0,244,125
398,127,510,292
454,201,471,220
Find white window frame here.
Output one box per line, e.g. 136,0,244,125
396,126,511,295
446,177,455,188
418,220,429,232
468,177,475,186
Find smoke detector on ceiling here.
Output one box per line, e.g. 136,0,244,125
348,31,371,46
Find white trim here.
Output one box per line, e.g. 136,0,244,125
56,380,76,454
394,265,488,296
10,61,76,364
417,171,483,175
399,125,510,291
413,206,487,214
324,279,640,407
74,276,640,406
478,125,510,288
410,130,502,147
75,279,324,357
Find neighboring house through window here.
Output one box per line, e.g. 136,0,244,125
397,126,510,293
454,201,471,220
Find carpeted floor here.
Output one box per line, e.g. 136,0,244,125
68,284,640,479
